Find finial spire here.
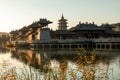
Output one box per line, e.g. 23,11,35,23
62,13,64,19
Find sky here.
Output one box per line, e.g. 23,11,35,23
0,0,120,32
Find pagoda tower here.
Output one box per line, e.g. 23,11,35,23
58,14,68,30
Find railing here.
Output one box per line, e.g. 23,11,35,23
92,38,120,42
24,38,120,44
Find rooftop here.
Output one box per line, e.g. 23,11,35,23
70,22,107,31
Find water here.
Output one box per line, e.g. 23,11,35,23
0,47,120,80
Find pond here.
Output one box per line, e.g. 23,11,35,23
0,47,120,80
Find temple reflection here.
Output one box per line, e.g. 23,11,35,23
0,46,9,53
10,48,50,73
9,48,120,79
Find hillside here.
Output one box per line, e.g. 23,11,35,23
0,32,10,45
0,32,9,35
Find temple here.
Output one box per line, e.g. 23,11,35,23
9,15,120,50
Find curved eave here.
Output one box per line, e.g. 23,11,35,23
58,19,67,21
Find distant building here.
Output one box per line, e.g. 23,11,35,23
58,14,68,30
0,32,10,46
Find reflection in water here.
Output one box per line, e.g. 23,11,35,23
0,46,9,54
10,48,51,73
1,48,120,80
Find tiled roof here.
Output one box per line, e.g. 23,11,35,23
70,23,107,31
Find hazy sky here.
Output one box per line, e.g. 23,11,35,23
0,0,120,32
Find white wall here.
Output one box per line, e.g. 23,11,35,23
37,28,51,41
